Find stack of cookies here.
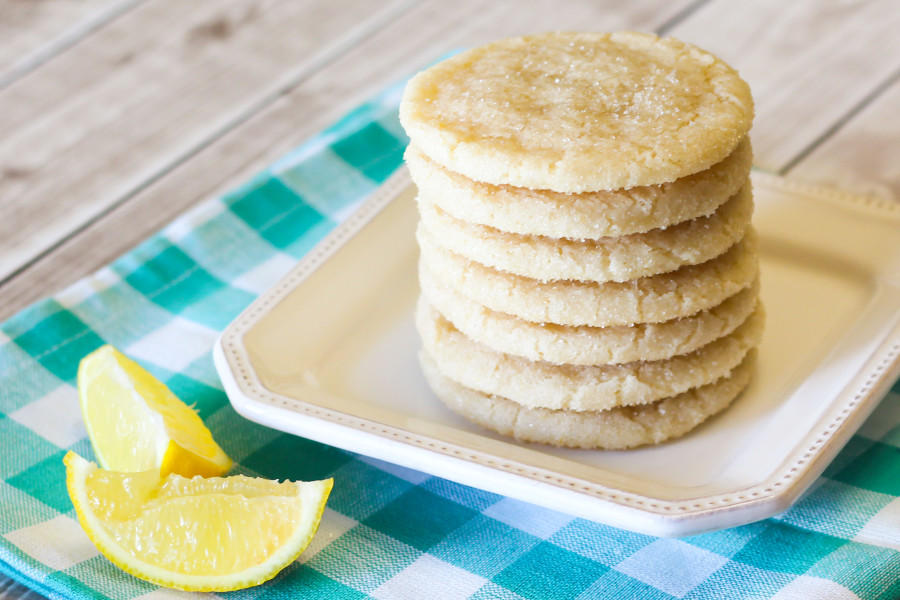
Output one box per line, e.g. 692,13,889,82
399,31,762,449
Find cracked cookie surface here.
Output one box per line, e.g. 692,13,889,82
400,31,753,192
406,138,751,238
421,270,760,366
416,299,763,412
417,183,753,283
420,350,755,450
418,227,759,327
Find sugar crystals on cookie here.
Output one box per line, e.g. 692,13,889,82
401,31,761,449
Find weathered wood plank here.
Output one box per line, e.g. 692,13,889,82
666,0,900,172
1,1,899,598
0,0,414,285
787,73,900,201
0,0,140,88
0,0,697,320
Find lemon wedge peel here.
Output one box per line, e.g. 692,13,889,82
64,452,333,592
77,345,232,478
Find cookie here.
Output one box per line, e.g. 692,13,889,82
420,267,760,365
417,183,753,283
418,227,759,327
400,31,754,192
420,350,755,449
416,299,764,412
406,138,751,238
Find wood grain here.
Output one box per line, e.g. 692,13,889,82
0,0,140,88
667,0,900,172
0,0,413,285
0,0,696,320
2,0,900,598
788,74,900,201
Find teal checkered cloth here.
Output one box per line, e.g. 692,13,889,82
1,81,899,600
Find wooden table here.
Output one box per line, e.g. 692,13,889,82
1,0,897,597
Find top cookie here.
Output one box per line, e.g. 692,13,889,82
400,31,753,192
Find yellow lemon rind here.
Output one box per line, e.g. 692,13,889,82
77,345,232,477
64,452,332,592
159,440,232,479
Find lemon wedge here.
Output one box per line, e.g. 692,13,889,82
78,345,232,477
65,452,333,591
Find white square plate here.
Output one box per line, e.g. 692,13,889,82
214,169,900,537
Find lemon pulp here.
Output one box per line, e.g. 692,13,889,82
65,452,332,591
78,345,232,477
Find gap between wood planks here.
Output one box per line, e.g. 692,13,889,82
1,0,896,321
779,64,900,176
0,0,707,298
0,0,422,297
0,0,146,92
0,0,691,318
655,0,712,36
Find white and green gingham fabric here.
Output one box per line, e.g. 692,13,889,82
1,81,899,600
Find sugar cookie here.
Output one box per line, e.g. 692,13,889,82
420,350,755,450
406,138,751,238
421,268,760,365
400,31,753,192
416,299,764,412
417,183,753,283
418,227,759,327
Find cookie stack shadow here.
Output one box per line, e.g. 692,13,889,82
400,32,763,450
